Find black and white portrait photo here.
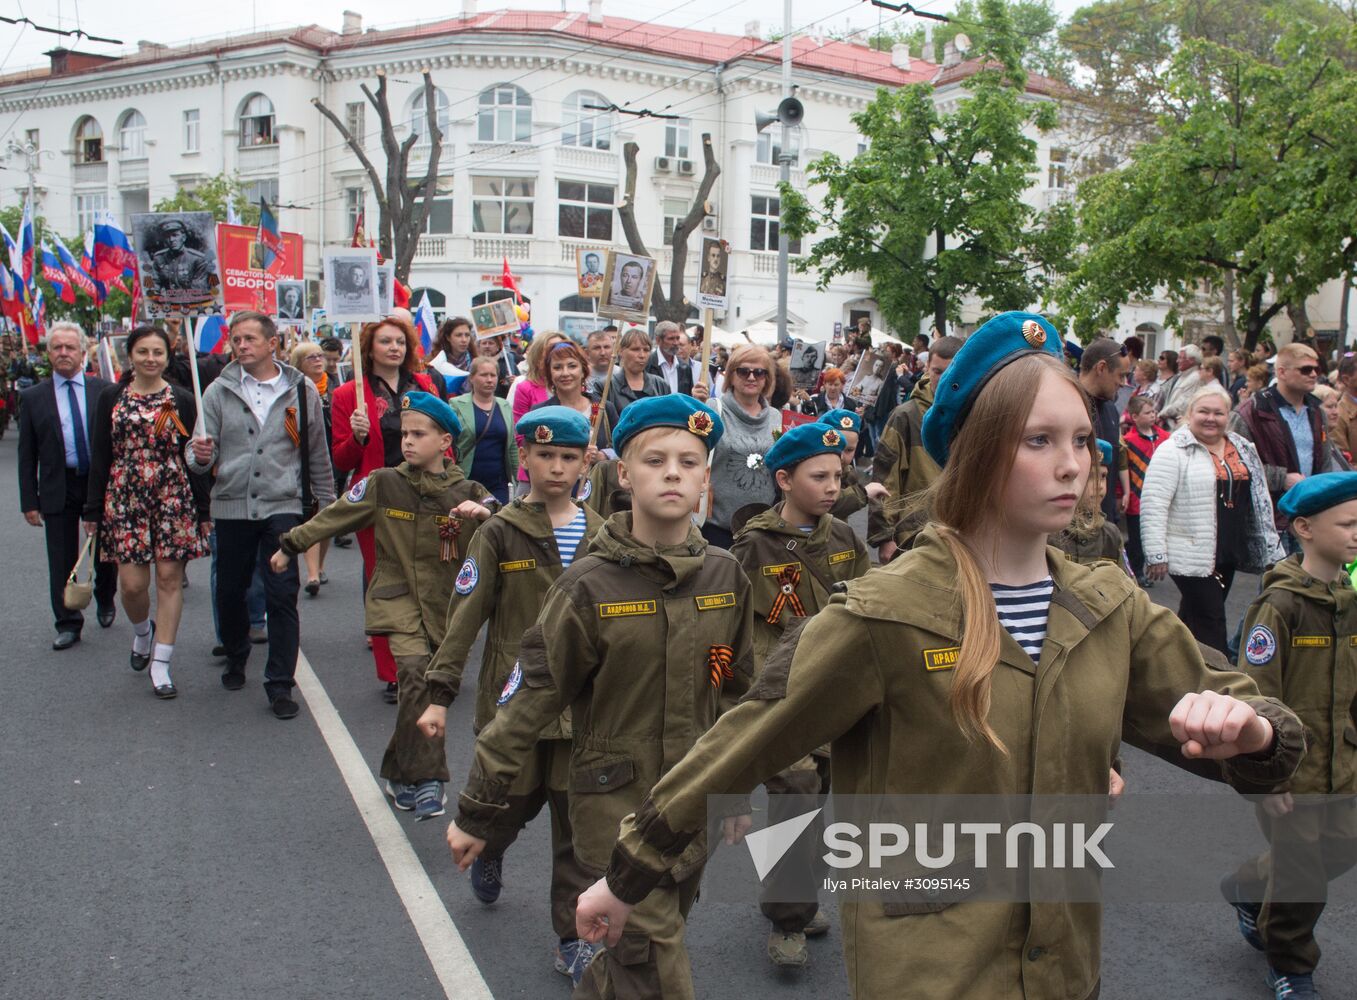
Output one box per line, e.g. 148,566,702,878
323,248,380,322
376,262,394,317
598,250,656,323
275,279,305,321
696,237,729,311
132,211,223,318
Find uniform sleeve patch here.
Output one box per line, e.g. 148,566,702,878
497,662,523,705
923,646,960,672
695,592,736,611
455,556,479,595
828,549,856,565
1245,625,1277,665
580,478,593,501
346,478,367,503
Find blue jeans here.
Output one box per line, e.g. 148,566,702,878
210,528,266,643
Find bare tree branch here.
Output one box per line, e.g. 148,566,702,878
667,133,722,316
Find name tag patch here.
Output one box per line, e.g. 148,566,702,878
695,592,736,611
828,550,855,565
499,559,537,573
923,646,961,672
1292,635,1331,648
598,600,657,619
384,508,415,521
762,562,801,576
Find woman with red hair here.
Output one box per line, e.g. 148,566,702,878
330,317,437,701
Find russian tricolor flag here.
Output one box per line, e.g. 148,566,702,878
56,240,98,300
196,314,228,354
92,210,137,282
19,197,35,291
40,242,75,304
257,198,285,274
413,292,437,358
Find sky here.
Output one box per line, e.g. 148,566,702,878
2,0,1095,73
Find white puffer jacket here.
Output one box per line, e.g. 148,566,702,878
1139,425,1283,576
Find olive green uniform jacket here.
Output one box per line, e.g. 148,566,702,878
583,458,629,519
426,498,606,739
604,525,1305,1000
1052,517,1127,572
868,376,941,545
1238,554,1357,795
455,513,756,882
278,460,490,642
730,504,870,667
830,463,869,521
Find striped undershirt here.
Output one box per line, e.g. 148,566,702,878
990,577,1054,664
554,508,588,568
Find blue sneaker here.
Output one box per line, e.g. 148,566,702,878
470,855,503,904
554,938,600,986
1220,876,1264,951
384,780,416,812
1267,968,1320,999
413,780,446,821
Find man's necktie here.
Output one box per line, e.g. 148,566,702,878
67,380,89,476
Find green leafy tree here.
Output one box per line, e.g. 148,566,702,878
783,0,1075,336
153,172,257,225
866,0,1071,82
1059,19,1357,348
0,206,131,330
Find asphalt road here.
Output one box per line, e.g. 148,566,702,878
1,431,1352,1000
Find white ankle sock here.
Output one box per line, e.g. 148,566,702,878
150,642,174,687
131,619,153,656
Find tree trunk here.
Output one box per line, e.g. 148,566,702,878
932,228,948,336
1339,268,1352,351
1285,297,1312,345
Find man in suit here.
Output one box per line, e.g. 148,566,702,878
646,321,699,396
18,322,118,649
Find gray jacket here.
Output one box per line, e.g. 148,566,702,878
185,361,336,521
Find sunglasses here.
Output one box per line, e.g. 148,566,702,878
734,366,768,380
1295,365,1320,376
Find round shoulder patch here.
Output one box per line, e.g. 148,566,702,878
346,478,367,503
497,662,523,705
454,556,479,596
579,477,593,502
1245,624,1277,666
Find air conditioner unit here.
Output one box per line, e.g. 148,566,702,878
677,159,695,176
701,216,718,233
654,156,672,172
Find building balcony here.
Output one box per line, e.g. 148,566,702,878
556,144,618,174
118,158,149,188
238,144,280,173
751,163,805,190
72,161,108,187
559,239,609,264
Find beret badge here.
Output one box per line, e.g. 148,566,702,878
534,425,554,443
1022,319,1046,347
839,416,854,429
821,429,842,448
688,411,714,437
401,395,412,409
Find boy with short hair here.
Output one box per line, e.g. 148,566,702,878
817,408,878,520
270,391,494,818
1053,438,1129,572
1123,395,1166,584
1224,472,1357,1000
730,419,870,967
415,406,606,984
445,395,755,999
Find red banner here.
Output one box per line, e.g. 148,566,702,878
216,223,304,313
781,409,815,433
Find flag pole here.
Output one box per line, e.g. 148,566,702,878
580,326,623,490
188,315,206,437
697,308,715,391
350,322,366,418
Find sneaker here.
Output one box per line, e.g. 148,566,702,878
1220,876,1264,951
767,929,809,968
270,696,300,720
413,780,446,820
383,681,399,704
221,666,246,691
384,780,416,811
1267,968,1320,999
334,535,353,548
470,856,503,904
554,938,600,987
804,908,831,937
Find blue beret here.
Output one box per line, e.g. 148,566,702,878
518,405,591,449
764,421,849,474
921,311,1065,466
400,391,461,437
818,408,861,434
613,394,724,454
1278,472,1357,519
1096,438,1114,467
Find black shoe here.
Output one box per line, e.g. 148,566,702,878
305,579,321,596
152,677,177,699
211,645,226,657
271,696,300,720
334,535,353,548
52,630,80,651
221,666,246,691
97,606,116,628
383,681,399,704
129,622,155,671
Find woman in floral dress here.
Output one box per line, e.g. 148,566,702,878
85,325,210,699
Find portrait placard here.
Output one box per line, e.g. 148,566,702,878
131,211,223,318
576,248,606,299
323,248,380,322
597,250,657,323
696,237,729,312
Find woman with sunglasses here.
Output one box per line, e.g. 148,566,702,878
701,343,780,548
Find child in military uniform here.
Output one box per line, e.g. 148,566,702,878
582,456,629,519
1223,472,1357,1000
445,394,755,1000
731,419,869,968
271,391,494,819
575,312,1304,1000
817,408,880,521
416,406,606,985
1052,438,1130,573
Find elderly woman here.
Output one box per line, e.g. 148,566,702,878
703,342,780,549
1140,384,1283,653
608,328,671,411
290,341,334,595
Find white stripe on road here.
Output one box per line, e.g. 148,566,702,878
294,650,494,1000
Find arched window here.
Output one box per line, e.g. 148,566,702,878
118,110,147,160
73,116,103,164
410,88,450,146
238,94,276,147
562,91,612,150
477,84,532,143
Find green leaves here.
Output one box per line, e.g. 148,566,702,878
153,173,258,225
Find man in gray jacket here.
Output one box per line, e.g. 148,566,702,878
187,312,335,719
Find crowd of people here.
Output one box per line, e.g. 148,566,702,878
10,309,1356,1000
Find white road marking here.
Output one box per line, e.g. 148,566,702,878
294,650,494,1000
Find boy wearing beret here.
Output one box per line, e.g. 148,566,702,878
1223,472,1357,1000
730,419,870,968
818,408,879,521
445,394,756,999
270,391,495,819
416,406,606,984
